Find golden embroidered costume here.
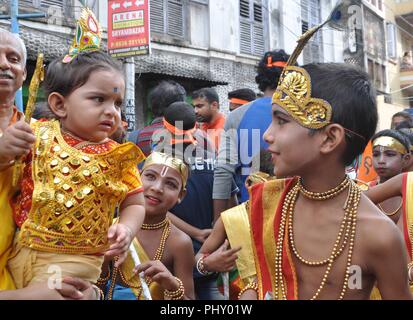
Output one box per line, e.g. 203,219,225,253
8,120,144,288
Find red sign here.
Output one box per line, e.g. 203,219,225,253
108,0,150,58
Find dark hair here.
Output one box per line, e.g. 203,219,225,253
395,120,413,130
397,128,413,148
149,80,186,117
32,102,55,120
44,51,124,98
191,87,219,104
228,88,256,102
372,129,411,154
164,101,196,131
302,63,378,166
255,49,290,92
154,101,212,166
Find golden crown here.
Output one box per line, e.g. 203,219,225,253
63,8,102,63
271,1,350,129
272,66,332,129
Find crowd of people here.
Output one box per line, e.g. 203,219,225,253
2,8,413,301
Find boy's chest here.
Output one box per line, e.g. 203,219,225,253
290,206,373,299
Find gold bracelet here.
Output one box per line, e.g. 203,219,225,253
164,277,185,300
238,282,259,300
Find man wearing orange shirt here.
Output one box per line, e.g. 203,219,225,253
192,87,225,153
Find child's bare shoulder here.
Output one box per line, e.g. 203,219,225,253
168,224,194,254
356,194,404,254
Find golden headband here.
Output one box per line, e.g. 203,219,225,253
142,152,189,189
372,136,408,155
272,66,332,129
63,8,102,63
272,1,351,130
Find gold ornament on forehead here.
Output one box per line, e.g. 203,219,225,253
271,0,353,130
142,152,189,189
372,136,408,155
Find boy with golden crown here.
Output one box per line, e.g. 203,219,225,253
1,8,145,298
236,11,412,299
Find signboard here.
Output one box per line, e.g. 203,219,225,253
108,0,150,58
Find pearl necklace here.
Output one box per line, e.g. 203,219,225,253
274,179,361,300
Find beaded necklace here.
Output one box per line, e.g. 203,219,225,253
142,218,169,230
378,202,403,217
274,177,361,300
106,219,171,299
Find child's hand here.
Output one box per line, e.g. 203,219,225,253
134,260,179,292
0,119,35,164
203,240,241,273
105,223,134,267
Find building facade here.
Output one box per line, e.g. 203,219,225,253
1,0,345,129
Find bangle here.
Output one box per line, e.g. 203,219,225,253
92,285,105,300
408,262,413,285
238,282,259,300
164,277,185,300
196,254,213,276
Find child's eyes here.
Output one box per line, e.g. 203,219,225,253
144,173,155,180
277,117,287,125
166,181,178,189
92,97,104,103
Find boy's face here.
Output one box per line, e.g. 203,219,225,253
141,164,184,217
54,69,124,143
263,104,323,178
372,145,406,181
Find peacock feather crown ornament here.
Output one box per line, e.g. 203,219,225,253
63,7,102,63
272,0,356,130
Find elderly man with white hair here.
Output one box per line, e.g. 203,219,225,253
0,28,99,300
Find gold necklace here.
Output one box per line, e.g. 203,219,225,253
289,185,352,266
274,180,361,300
378,201,402,217
298,176,350,200
142,217,169,230
111,219,171,299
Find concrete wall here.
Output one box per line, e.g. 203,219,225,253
377,95,405,130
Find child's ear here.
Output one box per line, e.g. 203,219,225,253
320,124,346,155
48,92,67,118
178,189,187,204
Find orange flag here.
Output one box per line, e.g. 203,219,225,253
356,141,377,184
